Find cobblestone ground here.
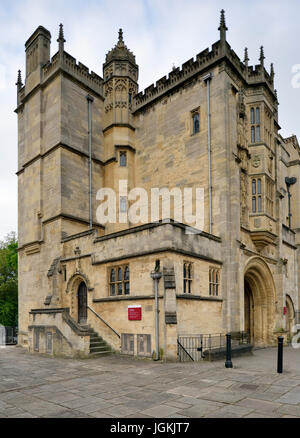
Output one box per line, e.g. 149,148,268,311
0,346,300,418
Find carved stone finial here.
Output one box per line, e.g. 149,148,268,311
57,23,66,52
16,70,23,89
104,27,136,65
218,9,228,41
244,48,249,65
270,63,275,80
117,28,125,47
259,46,265,66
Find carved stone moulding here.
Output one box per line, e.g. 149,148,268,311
250,230,277,252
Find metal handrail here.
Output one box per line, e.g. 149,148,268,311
87,305,120,339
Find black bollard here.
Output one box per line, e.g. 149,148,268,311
277,336,284,374
225,333,233,368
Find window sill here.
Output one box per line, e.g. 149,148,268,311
176,294,222,302
93,295,161,303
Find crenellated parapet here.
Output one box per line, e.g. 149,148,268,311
133,41,221,111
133,11,276,112
42,50,103,92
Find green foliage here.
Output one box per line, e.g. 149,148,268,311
0,232,18,327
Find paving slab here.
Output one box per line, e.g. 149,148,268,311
179,400,225,418
197,389,248,404
236,397,282,413
1,346,300,418
139,404,181,418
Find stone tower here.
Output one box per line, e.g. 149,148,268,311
16,24,105,346
103,29,138,129
102,29,139,232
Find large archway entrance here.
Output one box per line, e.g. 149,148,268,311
77,282,87,325
244,257,276,346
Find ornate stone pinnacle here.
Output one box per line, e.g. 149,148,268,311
57,23,66,42
270,63,275,79
244,47,249,64
260,46,265,65
218,9,228,41
118,28,124,46
219,9,228,30
16,70,23,87
57,23,66,52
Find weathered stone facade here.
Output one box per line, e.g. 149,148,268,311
16,11,300,360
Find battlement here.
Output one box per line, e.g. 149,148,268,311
42,51,103,93
133,39,275,112
16,49,104,108
133,41,221,110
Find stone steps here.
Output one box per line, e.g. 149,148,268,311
88,327,112,357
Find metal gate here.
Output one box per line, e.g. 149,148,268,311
0,327,18,346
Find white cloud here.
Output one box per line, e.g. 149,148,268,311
0,0,299,240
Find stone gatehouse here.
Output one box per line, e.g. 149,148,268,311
16,11,300,360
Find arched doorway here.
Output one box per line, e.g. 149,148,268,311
244,257,276,346
77,282,87,325
286,295,295,342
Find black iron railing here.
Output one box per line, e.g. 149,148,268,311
177,332,250,362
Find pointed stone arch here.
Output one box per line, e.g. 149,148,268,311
65,272,93,322
244,257,276,346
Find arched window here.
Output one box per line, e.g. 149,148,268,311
252,178,262,213
183,262,193,294
110,269,116,296
117,268,123,295
124,266,130,295
250,108,255,124
109,265,130,296
209,267,220,296
120,151,127,167
250,107,261,143
193,113,199,134
257,179,261,194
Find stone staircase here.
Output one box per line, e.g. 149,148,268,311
88,327,113,358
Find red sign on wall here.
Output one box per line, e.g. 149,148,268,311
128,305,142,321
283,306,287,315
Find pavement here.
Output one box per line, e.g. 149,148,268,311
0,345,300,418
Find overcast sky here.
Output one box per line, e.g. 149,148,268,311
0,0,299,241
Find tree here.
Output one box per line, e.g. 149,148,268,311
0,232,18,327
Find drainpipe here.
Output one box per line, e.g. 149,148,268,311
203,73,213,234
86,95,94,229
151,261,162,361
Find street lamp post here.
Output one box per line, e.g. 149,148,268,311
151,266,162,361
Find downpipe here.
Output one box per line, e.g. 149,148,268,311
203,73,212,234
86,94,94,230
